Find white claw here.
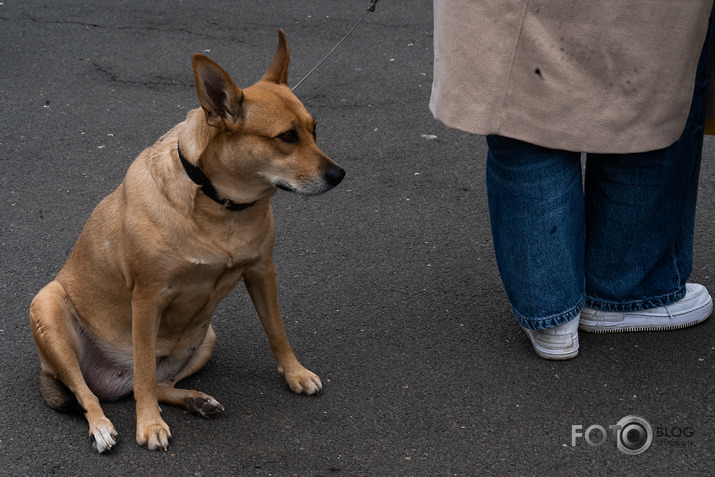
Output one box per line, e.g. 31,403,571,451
92,427,117,453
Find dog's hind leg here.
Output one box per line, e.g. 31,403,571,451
39,370,84,414
30,281,118,453
155,324,224,418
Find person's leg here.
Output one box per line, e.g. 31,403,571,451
583,145,700,310
581,8,714,332
485,135,585,331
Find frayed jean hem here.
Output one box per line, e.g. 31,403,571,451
585,286,687,313
514,296,584,330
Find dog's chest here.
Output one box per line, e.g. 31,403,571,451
170,253,249,300
155,210,272,320
159,262,245,332
188,253,240,269
182,217,268,269
183,243,259,278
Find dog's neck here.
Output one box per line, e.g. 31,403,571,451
176,143,256,211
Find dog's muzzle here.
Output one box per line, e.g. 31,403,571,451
275,165,345,195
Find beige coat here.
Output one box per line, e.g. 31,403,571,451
430,0,714,153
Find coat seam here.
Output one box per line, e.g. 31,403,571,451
495,0,531,132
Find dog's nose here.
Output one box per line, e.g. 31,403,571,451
325,165,346,187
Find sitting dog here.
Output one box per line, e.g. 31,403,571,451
29,30,344,453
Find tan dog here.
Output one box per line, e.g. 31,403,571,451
29,30,344,453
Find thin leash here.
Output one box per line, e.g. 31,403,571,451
291,0,381,92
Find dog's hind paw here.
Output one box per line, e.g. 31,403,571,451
89,418,117,453
187,397,225,418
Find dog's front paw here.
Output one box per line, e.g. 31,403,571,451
89,417,117,453
279,366,323,396
188,396,224,418
136,419,172,452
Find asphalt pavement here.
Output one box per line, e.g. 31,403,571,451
1,1,713,475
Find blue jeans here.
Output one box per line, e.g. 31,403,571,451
485,12,713,330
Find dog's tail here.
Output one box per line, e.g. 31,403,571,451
39,371,84,414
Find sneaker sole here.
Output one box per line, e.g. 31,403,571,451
522,328,579,360
532,347,579,360
579,300,713,333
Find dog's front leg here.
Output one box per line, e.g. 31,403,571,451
244,262,323,395
132,291,172,451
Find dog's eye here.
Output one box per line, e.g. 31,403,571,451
277,129,299,144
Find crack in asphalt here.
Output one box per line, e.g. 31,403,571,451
0,14,255,42
90,59,193,88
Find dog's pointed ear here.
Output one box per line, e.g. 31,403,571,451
261,29,290,85
192,54,244,128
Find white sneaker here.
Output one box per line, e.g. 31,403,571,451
579,283,713,333
521,317,579,360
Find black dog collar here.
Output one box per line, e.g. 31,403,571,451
177,143,256,211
